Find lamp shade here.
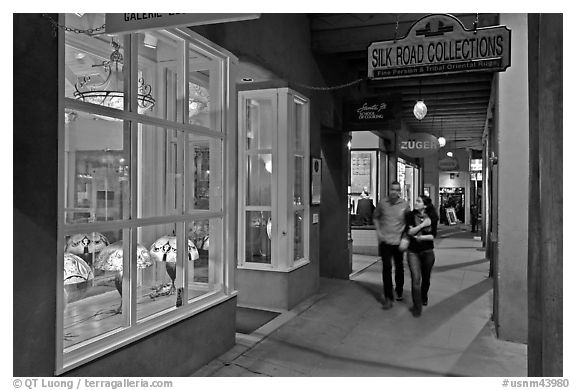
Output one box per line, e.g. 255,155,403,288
413,100,427,120
149,235,200,263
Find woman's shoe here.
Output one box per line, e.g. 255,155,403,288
422,299,428,306
409,306,422,317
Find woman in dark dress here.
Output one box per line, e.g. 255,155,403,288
405,195,438,317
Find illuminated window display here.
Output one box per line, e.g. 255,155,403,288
397,158,420,210
238,88,310,270
59,14,233,373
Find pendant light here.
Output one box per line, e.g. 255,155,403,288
413,80,427,120
437,117,446,147
446,128,456,157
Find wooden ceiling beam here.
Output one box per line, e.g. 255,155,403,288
368,73,493,88
310,13,499,53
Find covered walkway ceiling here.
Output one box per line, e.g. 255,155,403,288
309,13,499,147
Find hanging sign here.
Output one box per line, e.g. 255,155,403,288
343,96,400,130
470,158,482,171
105,13,261,35
398,132,440,158
368,14,511,79
439,156,459,171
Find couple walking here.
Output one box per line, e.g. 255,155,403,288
373,181,438,317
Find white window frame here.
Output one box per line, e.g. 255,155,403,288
56,18,238,374
237,88,310,272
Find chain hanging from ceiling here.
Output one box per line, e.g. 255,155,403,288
42,14,105,37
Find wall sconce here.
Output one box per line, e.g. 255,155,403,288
489,151,499,165
438,136,446,147
446,151,453,157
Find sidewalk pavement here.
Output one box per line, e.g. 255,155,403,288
192,225,526,377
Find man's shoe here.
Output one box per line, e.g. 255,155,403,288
395,293,403,301
382,298,394,310
409,307,422,317
422,299,428,306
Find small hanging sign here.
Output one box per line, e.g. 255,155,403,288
439,156,459,171
368,14,511,79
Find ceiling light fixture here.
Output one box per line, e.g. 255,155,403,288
74,40,155,112
413,80,427,120
436,116,446,147
143,33,158,49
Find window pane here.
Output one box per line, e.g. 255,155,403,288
137,223,181,321
64,110,130,224
189,72,211,128
186,135,222,211
294,210,304,261
294,156,304,205
245,211,272,264
294,100,304,151
246,154,272,206
63,229,126,350
64,21,126,111
246,97,273,150
188,218,223,301
138,125,184,218
189,45,217,129
138,30,184,121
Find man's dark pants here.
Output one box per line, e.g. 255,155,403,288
379,242,404,300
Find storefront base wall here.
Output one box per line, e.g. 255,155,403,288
237,265,318,311
64,297,237,377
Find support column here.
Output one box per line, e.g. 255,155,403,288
527,13,563,377
495,14,529,343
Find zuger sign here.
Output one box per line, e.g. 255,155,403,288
399,133,440,158
368,14,511,79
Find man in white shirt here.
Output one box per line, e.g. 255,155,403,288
373,181,410,309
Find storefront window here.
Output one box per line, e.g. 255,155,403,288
238,88,310,270
63,228,126,349
59,14,233,373
64,110,131,224
397,157,420,210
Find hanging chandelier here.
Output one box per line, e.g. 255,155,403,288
74,40,155,112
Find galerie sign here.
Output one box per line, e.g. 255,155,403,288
368,14,511,79
398,133,440,158
105,13,260,35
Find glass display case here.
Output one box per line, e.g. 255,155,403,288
238,88,310,270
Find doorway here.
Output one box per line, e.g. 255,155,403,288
440,187,465,224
